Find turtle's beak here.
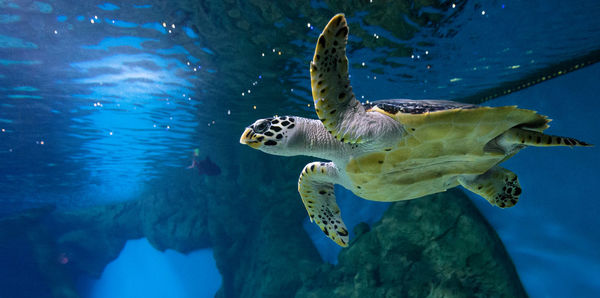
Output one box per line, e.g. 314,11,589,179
240,127,262,149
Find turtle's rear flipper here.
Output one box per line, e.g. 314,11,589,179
458,166,521,208
298,162,349,247
498,128,591,148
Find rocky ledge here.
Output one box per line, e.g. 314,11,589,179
296,189,526,298
1,154,526,298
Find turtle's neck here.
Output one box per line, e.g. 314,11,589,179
287,117,346,161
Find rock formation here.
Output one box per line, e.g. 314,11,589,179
296,189,526,298
0,151,526,297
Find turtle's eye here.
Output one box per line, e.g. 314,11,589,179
254,120,271,133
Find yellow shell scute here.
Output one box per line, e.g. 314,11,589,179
345,104,550,202
347,152,386,174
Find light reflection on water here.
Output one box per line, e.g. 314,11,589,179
0,0,598,211
0,0,210,208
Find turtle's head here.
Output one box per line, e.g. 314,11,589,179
240,116,299,156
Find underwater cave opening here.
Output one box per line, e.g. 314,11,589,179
76,238,221,298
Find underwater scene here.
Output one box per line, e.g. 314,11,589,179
1,0,599,297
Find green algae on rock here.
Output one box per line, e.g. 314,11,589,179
296,189,526,297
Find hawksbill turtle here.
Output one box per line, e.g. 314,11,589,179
239,14,591,247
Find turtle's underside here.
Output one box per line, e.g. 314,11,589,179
240,14,590,247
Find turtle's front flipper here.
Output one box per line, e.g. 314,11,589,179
298,161,349,247
310,14,370,144
458,166,522,208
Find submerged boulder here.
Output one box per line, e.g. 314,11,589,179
295,189,526,298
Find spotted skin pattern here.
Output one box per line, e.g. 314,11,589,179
458,166,521,208
310,14,365,144
298,161,349,246
502,128,590,147
240,116,296,148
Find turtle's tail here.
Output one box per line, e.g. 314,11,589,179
499,128,592,148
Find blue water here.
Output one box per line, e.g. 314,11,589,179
78,239,221,298
1,0,599,297
480,63,600,297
